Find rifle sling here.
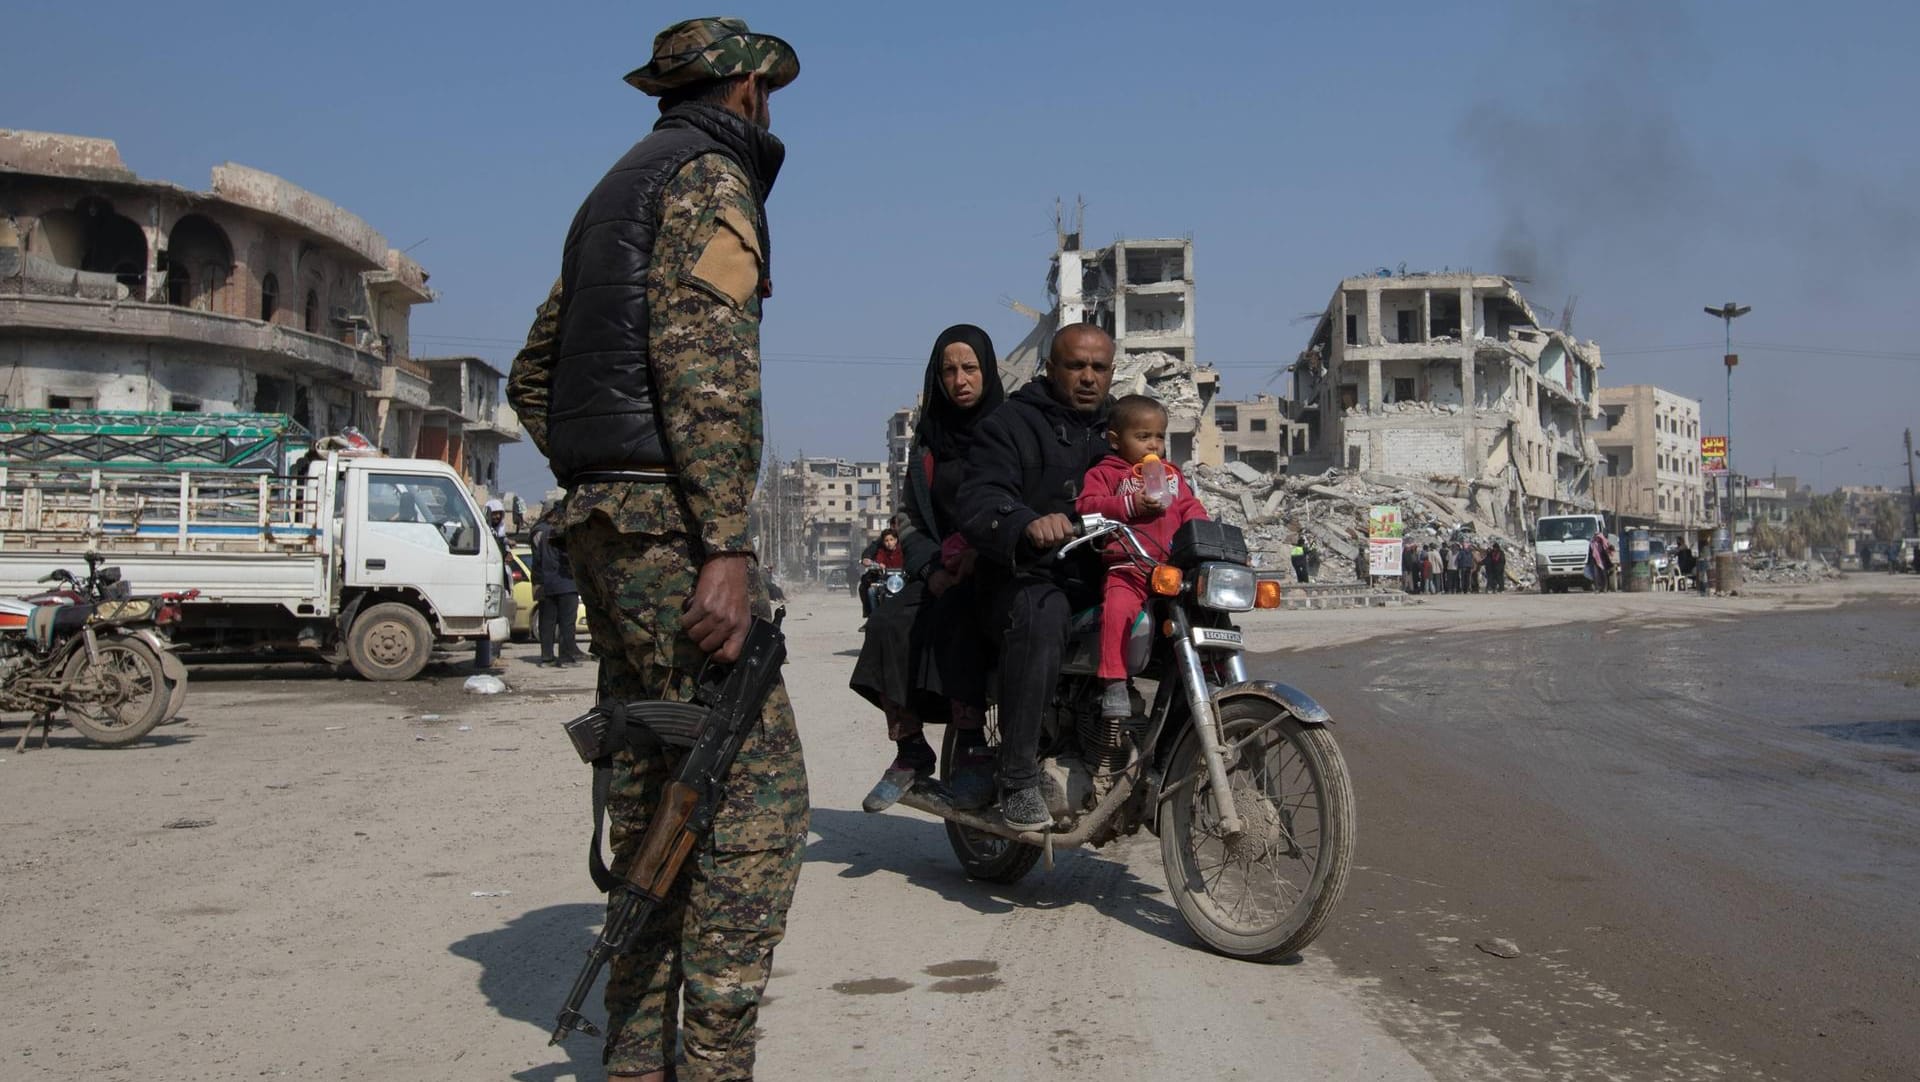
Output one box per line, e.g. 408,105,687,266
586,699,709,893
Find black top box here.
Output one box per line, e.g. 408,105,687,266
1169,519,1250,569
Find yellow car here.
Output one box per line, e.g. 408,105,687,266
509,545,590,643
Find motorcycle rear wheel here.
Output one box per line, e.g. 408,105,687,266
940,717,1041,884
1161,699,1355,961
62,637,168,746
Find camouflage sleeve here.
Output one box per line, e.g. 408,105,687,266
648,154,766,557
504,277,563,456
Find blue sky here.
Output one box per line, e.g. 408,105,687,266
11,0,1919,496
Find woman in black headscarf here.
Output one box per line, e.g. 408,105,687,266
850,324,1005,811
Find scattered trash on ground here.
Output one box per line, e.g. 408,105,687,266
457,725,472,732
162,818,214,830
463,675,507,695
469,890,511,898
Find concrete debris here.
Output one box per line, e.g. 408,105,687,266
1113,349,1206,426
1187,463,1540,588
1476,938,1523,959
1743,558,1843,586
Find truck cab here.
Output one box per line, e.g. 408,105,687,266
1532,513,1607,593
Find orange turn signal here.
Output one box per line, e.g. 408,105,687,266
1150,565,1183,597
1255,580,1282,609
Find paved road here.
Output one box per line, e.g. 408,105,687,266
1274,601,1920,1081
4,585,1914,1080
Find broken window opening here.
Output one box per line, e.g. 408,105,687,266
254,375,291,414
1249,418,1267,433
1395,310,1416,343
304,290,320,333
169,396,202,413
166,215,233,312
1344,314,1358,345
47,393,95,410
261,273,279,322
1392,377,1416,403
1338,384,1358,411
1429,294,1463,340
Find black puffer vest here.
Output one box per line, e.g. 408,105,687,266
547,104,781,486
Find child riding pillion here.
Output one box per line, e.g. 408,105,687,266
1075,395,1210,722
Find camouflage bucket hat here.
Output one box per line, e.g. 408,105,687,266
624,16,800,95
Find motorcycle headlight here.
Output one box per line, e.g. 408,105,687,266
1194,562,1256,612
485,583,504,618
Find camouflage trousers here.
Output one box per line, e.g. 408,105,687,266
566,513,809,1082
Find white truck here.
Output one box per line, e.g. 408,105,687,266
0,452,507,680
1531,512,1607,593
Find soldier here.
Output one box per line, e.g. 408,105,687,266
505,17,806,1082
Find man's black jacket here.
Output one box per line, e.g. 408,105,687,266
957,379,1112,577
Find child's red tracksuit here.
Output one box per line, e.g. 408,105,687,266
1075,454,1210,680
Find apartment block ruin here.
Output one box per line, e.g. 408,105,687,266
1592,384,1707,533
1215,394,1297,474
752,456,893,582
1287,272,1601,526
0,129,516,490
1002,229,1223,469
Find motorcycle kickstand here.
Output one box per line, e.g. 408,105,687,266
15,713,50,753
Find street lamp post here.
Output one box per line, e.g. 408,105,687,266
1704,302,1751,536
1790,445,1851,493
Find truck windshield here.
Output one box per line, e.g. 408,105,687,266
367,473,481,555
1536,518,1598,543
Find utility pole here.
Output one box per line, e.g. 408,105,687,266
1703,302,1751,538
1906,427,1917,539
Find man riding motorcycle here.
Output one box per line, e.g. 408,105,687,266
954,323,1116,831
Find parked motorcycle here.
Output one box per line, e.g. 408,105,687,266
883,515,1355,961
1,555,187,748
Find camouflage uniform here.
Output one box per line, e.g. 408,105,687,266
507,99,807,1082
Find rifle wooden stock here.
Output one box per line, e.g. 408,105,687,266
628,782,700,898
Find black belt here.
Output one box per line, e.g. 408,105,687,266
572,469,678,484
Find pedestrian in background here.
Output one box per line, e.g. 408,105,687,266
504,17,807,1081
530,510,584,667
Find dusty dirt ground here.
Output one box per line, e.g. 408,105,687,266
2,574,1914,1080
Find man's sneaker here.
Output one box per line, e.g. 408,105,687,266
999,786,1052,832
946,755,996,811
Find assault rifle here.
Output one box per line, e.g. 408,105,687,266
549,615,788,1044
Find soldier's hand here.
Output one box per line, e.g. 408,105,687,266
686,554,754,663
1024,513,1076,551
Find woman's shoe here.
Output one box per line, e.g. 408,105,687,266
862,763,922,813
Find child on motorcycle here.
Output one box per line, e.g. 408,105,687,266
1075,395,1209,723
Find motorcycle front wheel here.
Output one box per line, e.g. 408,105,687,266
1161,698,1355,961
62,637,168,746
940,715,1041,884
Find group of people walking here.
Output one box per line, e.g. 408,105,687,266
1401,539,1507,594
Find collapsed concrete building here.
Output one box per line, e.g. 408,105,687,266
1002,229,1224,468
1285,272,1602,528
0,129,518,490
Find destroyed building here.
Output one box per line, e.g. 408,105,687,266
1592,384,1707,533
0,129,517,489
1286,272,1601,527
1002,229,1223,468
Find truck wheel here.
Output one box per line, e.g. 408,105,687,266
347,602,434,681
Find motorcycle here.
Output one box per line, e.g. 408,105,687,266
858,561,906,610
883,515,1355,961
1,555,189,748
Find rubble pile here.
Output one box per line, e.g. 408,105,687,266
1186,464,1539,588
1115,350,1206,427
1742,557,1843,585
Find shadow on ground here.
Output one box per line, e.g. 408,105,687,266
450,902,608,1082
804,805,1195,952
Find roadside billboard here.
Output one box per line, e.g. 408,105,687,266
1702,435,1728,476
1367,505,1404,578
